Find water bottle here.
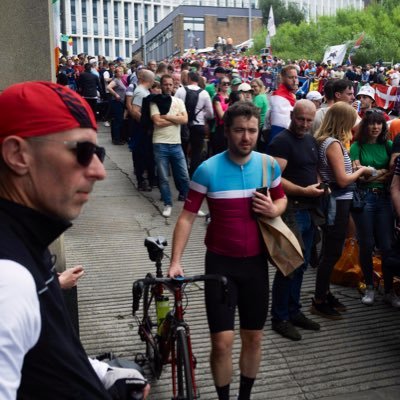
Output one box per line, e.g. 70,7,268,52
155,296,170,335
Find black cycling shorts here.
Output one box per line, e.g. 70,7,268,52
204,250,269,334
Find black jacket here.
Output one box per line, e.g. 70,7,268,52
0,198,111,400
78,71,101,98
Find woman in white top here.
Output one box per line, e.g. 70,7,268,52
312,102,373,320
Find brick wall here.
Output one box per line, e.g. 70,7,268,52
204,15,262,48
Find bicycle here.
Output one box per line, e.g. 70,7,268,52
132,236,228,400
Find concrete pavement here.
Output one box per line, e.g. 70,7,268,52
64,124,400,399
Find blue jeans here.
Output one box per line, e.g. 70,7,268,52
271,209,315,321
153,143,190,206
352,192,393,286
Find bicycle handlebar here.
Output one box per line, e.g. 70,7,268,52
132,274,228,316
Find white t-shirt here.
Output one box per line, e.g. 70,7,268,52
0,260,41,400
150,97,186,144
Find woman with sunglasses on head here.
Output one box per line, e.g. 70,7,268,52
210,78,230,155
350,108,394,306
312,102,374,320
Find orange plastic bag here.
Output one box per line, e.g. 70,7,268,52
331,238,363,287
330,238,384,289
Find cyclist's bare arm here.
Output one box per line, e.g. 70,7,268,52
169,209,197,277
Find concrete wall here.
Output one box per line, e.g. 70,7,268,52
0,0,55,91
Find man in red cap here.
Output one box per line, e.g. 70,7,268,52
0,81,149,399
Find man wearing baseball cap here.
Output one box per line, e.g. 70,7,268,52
0,81,149,399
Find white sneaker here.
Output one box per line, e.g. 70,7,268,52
162,205,172,217
197,210,206,217
104,121,110,127
361,287,375,305
383,292,400,308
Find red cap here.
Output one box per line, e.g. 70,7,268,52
0,81,97,143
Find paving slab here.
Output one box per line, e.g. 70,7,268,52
64,124,400,399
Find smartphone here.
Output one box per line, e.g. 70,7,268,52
256,186,269,195
317,182,329,190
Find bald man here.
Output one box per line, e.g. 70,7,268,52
126,69,156,191
268,100,324,341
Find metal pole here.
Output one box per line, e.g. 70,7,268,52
249,0,252,41
142,23,147,65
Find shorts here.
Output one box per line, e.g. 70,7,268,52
205,250,269,334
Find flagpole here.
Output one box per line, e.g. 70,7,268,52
248,0,252,41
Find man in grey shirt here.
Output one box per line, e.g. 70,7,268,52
126,69,155,191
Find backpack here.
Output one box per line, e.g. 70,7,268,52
184,86,203,125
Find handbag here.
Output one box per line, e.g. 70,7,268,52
351,186,366,212
257,154,304,277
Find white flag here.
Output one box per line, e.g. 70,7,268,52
322,44,348,65
267,7,276,37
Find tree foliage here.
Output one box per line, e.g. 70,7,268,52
259,0,305,27
255,1,400,64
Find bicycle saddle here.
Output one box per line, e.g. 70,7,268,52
144,236,168,251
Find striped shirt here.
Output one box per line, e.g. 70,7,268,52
318,137,353,200
184,151,285,257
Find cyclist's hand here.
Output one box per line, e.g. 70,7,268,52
252,190,278,218
168,261,184,277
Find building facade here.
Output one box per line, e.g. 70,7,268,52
283,0,365,21
132,5,262,62
62,0,259,59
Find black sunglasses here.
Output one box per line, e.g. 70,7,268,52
28,138,106,167
221,82,231,86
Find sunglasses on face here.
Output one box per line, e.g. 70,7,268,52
28,138,106,167
221,82,231,86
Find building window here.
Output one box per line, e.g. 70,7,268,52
72,37,78,55
82,0,87,35
183,17,204,32
124,2,130,37
94,38,99,56
125,41,131,59
154,5,160,23
103,0,109,36
93,0,99,36
83,37,88,54
134,4,140,38
115,40,120,57
71,0,77,34
105,38,111,57
144,4,150,32
114,2,120,37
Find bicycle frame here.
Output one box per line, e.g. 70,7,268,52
132,274,227,400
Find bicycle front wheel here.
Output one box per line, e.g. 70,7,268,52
176,327,195,400
143,273,163,379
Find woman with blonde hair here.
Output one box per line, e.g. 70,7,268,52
311,102,374,319
250,78,268,129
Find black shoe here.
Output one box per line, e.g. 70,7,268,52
327,292,347,312
272,320,302,341
177,194,186,202
290,312,320,331
138,181,150,191
310,298,343,320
